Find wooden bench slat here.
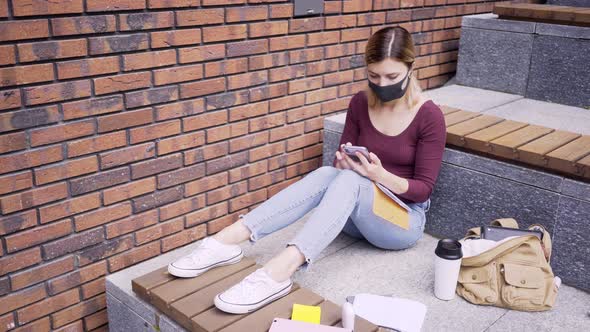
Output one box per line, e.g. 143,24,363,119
194,287,321,332
545,135,590,175
493,3,588,26
489,125,554,159
446,114,505,147
444,110,481,127
131,266,174,301
575,9,590,24
517,130,581,166
150,257,256,310
168,265,260,330
463,120,528,152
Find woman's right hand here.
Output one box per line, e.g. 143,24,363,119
335,142,354,170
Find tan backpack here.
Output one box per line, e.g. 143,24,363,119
456,218,559,311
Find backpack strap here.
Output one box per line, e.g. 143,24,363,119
491,218,519,229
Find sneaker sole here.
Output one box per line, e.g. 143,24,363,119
167,250,244,278
214,282,293,314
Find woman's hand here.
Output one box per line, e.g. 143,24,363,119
349,151,386,182
334,142,354,170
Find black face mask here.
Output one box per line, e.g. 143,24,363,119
368,69,412,103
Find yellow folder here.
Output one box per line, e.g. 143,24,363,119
371,182,410,230
291,303,321,324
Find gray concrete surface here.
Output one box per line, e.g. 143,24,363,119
107,212,590,332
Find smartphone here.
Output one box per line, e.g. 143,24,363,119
481,225,543,241
342,145,370,163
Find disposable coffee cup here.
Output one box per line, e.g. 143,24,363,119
434,239,463,300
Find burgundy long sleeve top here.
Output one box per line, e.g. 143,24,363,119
332,90,447,204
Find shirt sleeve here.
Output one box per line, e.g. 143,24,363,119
332,94,361,167
396,105,447,203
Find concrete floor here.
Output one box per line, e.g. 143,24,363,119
241,212,590,332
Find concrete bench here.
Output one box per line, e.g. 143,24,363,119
322,86,590,292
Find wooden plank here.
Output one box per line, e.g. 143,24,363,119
545,135,590,175
195,287,319,332
444,110,481,127
150,257,257,311
488,125,554,159
131,266,174,301
575,9,590,24
463,120,528,152
446,114,504,147
168,264,260,330
517,130,581,166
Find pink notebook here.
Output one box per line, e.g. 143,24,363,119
268,318,352,332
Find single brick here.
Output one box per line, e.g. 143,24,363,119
157,163,205,189
185,201,227,227
131,153,183,180
185,171,228,197
124,86,178,109
154,63,203,86
88,33,148,55
0,63,54,88
86,0,145,12
119,12,174,31
226,6,267,22
0,145,62,175
131,186,183,213
57,56,119,80
249,21,288,38
205,58,247,78
29,119,95,147
99,142,156,170
161,224,206,252
12,0,83,16
205,151,248,176
18,39,87,62
0,131,26,154
0,19,49,42
24,80,91,106
134,217,183,245
178,44,225,64
42,228,105,260
69,167,130,196
62,95,123,121
97,107,153,133
93,71,151,95
180,77,225,99
129,120,181,144
226,39,268,58
158,194,204,221
228,159,267,183
67,131,126,158
157,131,205,155
0,105,60,132
122,49,176,71
176,8,224,26
51,15,116,36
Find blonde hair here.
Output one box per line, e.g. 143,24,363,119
363,26,423,110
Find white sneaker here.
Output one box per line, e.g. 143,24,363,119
214,268,293,314
167,237,243,278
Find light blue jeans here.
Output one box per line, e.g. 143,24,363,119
239,166,431,272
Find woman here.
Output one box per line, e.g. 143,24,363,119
168,26,446,314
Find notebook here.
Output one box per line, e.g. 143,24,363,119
372,181,411,230
269,318,352,332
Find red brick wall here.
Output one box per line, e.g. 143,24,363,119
0,0,502,330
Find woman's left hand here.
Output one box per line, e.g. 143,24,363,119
348,151,386,182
